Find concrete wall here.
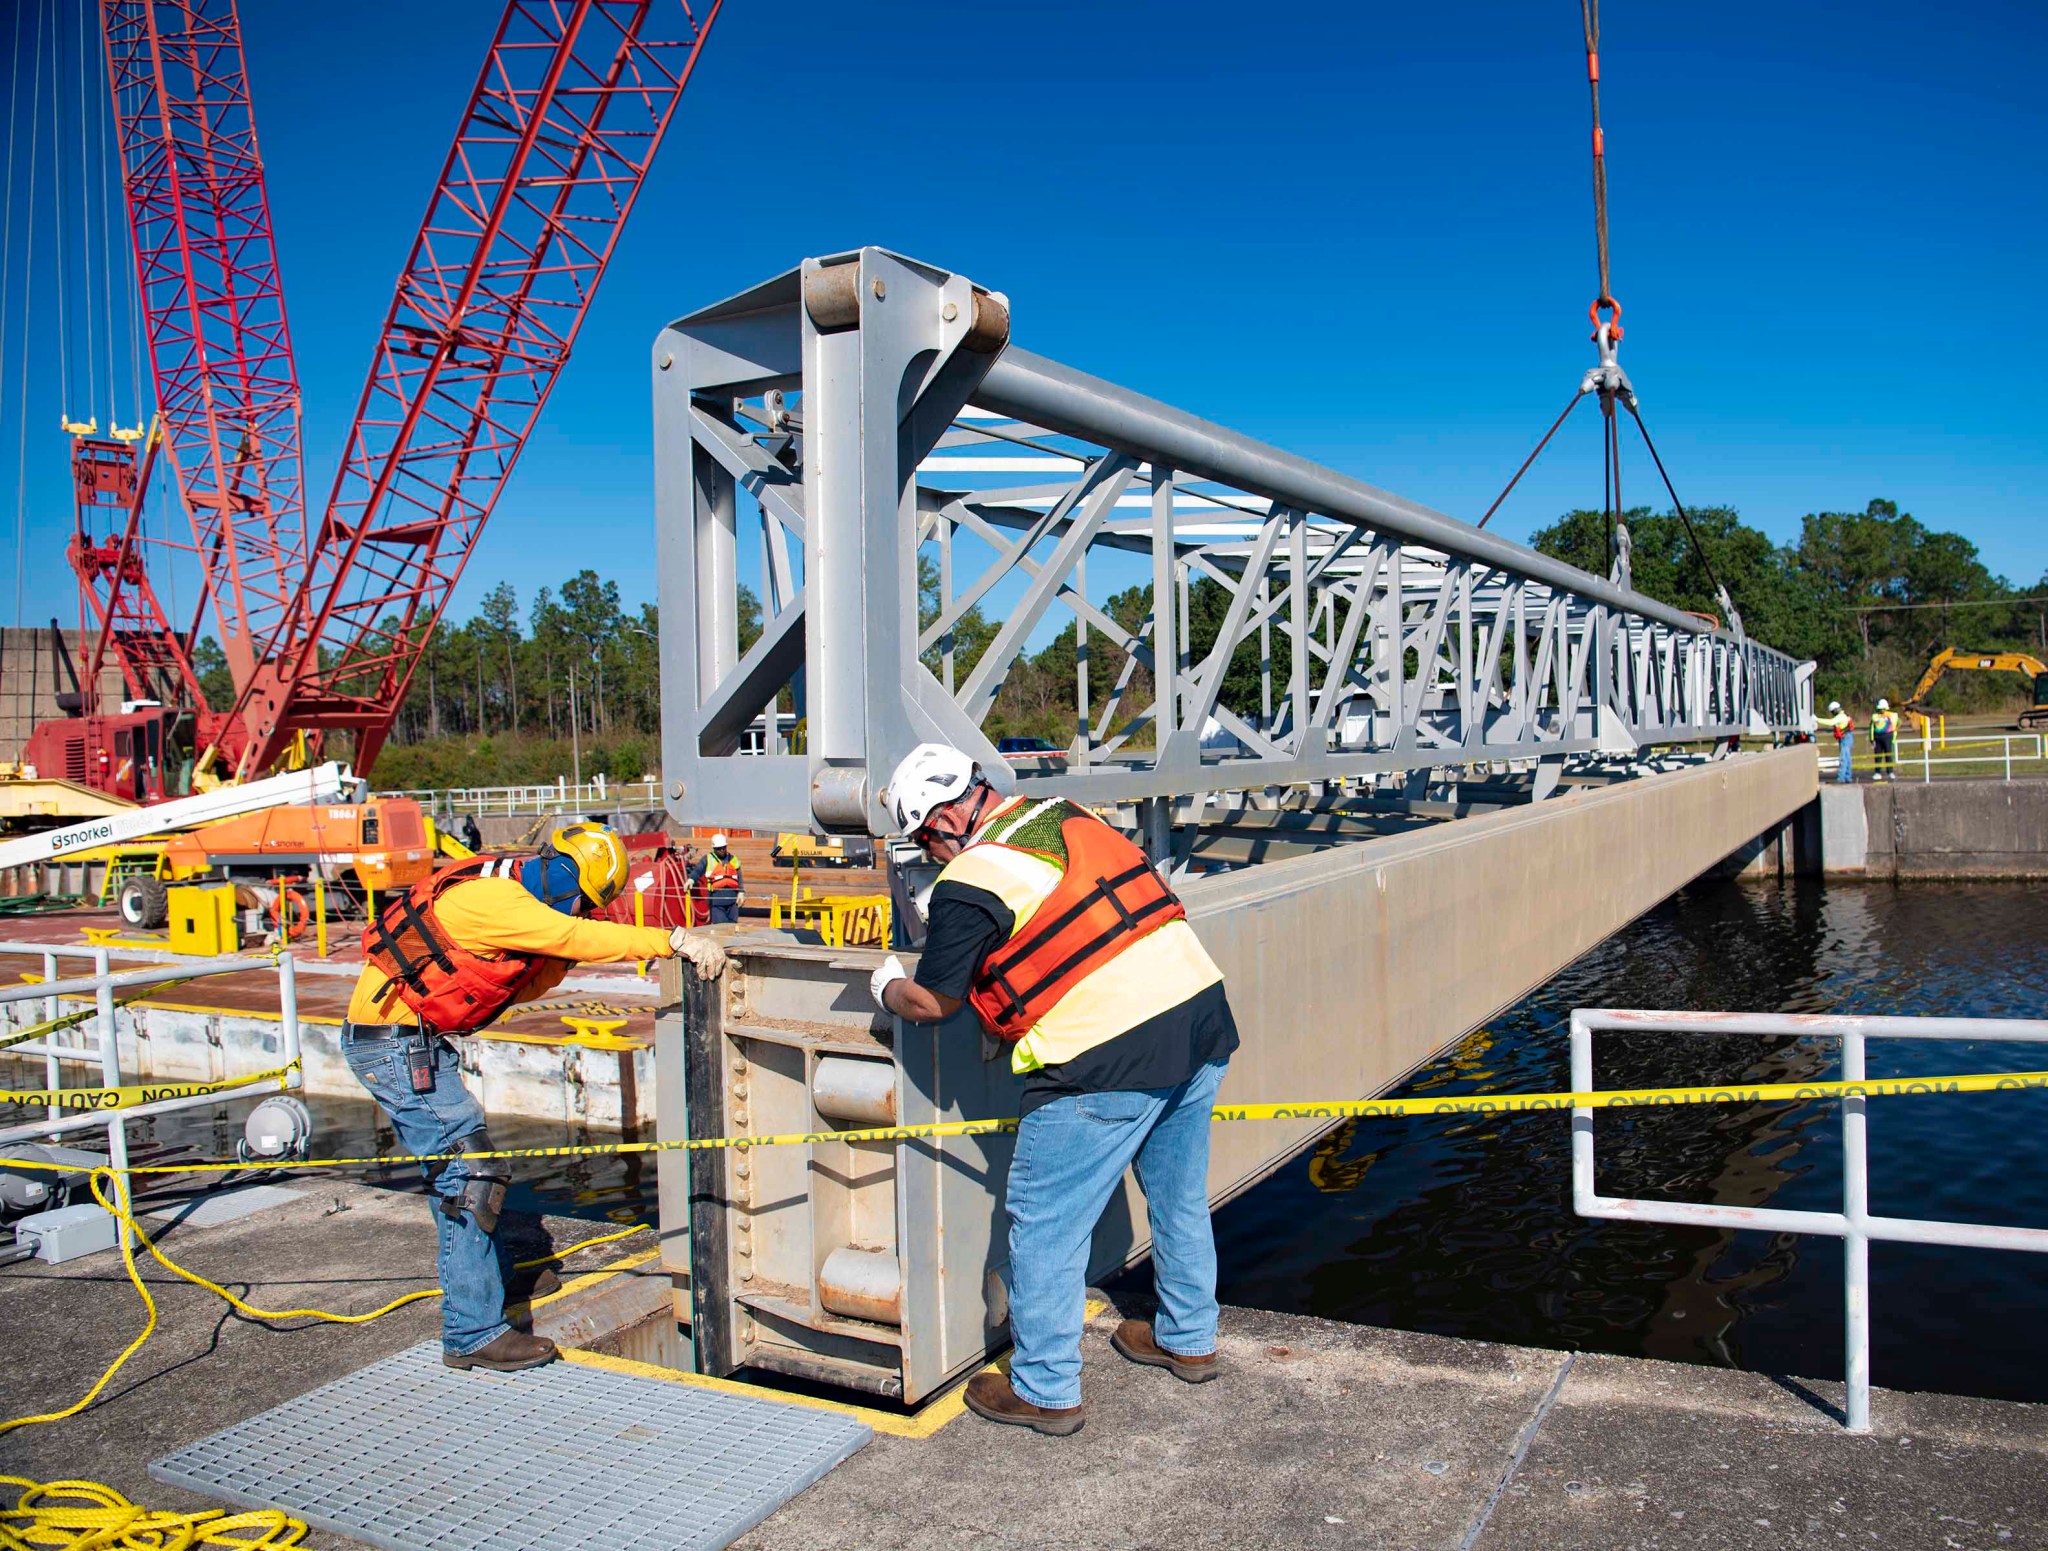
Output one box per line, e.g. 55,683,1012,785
1180,744,1821,1215
1818,777,2048,878
0,626,126,762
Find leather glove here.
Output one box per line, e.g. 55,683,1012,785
669,928,728,979
870,954,908,1012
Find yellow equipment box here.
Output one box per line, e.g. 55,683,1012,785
169,883,240,957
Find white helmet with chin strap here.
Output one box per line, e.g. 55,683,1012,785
883,742,980,835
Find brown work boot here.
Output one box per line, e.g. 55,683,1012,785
1111,1319,1219,1383
445,1329,559,1372
963,1372,1086,1436
512,1266,564,1302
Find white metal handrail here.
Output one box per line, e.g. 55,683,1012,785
1816,732,2047,782
1570,1008,2048,1433
379,775,663,817
0,945,302,1186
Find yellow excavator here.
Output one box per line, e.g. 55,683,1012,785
1905,648,2048,730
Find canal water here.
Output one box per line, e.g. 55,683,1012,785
1209,876,2048,1406
13,876,2046,1403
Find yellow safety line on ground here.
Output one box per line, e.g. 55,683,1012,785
1,1473,308,1548
0,1177,657,1439
558,1298,1107,1440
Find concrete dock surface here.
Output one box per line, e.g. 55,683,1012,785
1,1179,2042,1551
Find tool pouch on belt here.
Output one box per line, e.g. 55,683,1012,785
967,807,1186,1043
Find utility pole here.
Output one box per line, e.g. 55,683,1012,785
568,664,582,788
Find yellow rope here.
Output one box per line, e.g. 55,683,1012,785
0,1475,307,1549
0,1162,650,1438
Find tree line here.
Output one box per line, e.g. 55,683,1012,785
1529,498,2047,712
189,500,2032,788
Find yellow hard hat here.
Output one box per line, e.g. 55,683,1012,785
550,821,629,908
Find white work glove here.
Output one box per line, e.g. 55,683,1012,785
870,954,908,1011
669,927,728,979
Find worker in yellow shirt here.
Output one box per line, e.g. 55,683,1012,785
347,821,728,1373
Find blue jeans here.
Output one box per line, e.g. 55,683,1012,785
343,1035,509,1357
1837,734,1855,783
1003,1057,1229,1410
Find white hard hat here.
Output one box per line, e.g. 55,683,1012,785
1876,698,1889,711
1828,701,1841,712
712,833,729,848
883,743,978,834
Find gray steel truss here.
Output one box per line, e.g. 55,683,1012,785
655,247,1815,837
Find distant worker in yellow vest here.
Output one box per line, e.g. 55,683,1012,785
1870,699,1898,782
690,833,745,924
869,744,1240,1437
348,821,729,1374
1826,701,1855,784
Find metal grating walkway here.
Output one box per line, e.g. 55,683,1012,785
150,1343,870,1551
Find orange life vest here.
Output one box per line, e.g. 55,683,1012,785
362,855,549,1034
965,802,1187,1044
704,853,742,891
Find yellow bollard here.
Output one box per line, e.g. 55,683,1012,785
313,875,328,959
634,888,649,978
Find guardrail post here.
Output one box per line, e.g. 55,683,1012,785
90,947,135,1242
39,950,59,1133
2006,738,2013,783
277,950,302,1089
1841,1027,1871,1432
1569,1014,1596,1215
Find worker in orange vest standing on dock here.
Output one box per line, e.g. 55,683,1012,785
870,744,1239,1437
346,820,729,1373
690,833,745,923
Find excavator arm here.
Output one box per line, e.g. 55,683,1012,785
1905,648,2048,727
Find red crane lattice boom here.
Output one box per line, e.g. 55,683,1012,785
100,0,308,705
234,0,722,775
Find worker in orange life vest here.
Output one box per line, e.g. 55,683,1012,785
871,744,1239,1437
689,832,745,923
348,821,728,1373
1826,700,1855,784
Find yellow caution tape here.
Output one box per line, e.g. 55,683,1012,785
0,975,203,1053
1,1066,2041,1176
0,1064,296,1111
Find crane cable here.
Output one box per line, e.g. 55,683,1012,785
1472,2,1736,629
13,0,49,628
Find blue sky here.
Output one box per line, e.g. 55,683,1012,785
3,0,2045,638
